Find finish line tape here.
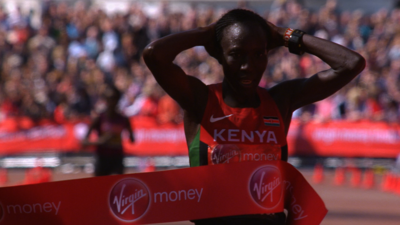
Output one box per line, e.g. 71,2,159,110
0,161,327,224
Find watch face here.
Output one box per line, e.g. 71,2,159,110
288,30,305,55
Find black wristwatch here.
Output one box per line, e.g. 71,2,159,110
288,29,306,55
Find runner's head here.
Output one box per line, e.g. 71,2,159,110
103,84,121,110
215,9,271,51
215,9,271,92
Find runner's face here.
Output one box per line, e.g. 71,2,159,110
220,22,268,92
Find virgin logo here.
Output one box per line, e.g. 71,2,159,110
109,179,150,222
249,166,282,209
211,144,241,164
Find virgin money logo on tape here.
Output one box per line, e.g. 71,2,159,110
211,144,241,164
249,165,283,209
109,178,150,222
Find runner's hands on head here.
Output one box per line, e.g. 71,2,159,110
266,21,287,51
202,23,220,61
202,22,288,57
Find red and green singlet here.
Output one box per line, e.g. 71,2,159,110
189,83,288,167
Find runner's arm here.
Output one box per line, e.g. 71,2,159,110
81,117,100,146
81,117,114,146
269,25,365,113
142,25,215,118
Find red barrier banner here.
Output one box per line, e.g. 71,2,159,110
0,123,83,154
124,117,187,156
0,161,326,225
1,116,398,158
287,120,400,157
124,118,400,158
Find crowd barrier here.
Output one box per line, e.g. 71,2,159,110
0,116,399,158
286,119,400,158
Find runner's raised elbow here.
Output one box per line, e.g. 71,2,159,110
143,42,174,66
343,53,366,75
143,43,157,63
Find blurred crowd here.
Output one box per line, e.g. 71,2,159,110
0,0,399,131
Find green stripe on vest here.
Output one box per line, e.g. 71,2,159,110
188,129,201,167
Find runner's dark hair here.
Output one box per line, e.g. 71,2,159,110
215,8,272,50
104,83,122,100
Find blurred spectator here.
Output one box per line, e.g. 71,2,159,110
81,84,134,176
28,25,55,52
0,0,399,129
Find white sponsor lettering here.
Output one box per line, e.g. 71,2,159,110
284,181,308,220
311,128,400,144
0,126,66,141
154,188,203,203
135,129,186,143
112,184,147,215
6,201,61,215
243,153,279,161
252,172,280,203
213,129,277,144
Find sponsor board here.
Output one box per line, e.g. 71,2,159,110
0,118,399,157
